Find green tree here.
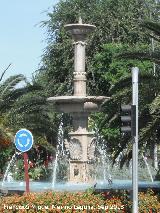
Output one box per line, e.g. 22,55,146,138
89,42,155,165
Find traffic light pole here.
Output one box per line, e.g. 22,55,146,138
132,67,139,213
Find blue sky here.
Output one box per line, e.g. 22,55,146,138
0,0,59,82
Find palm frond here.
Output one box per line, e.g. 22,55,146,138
116,20,160,65
0,63,12,82
149,93,160,115
109,76,131,95
117,51,160,64
142,20,160,37
0,74,26,97
139,117,160,144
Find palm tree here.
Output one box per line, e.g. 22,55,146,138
0,74,27,146
100,20,160,168
7,75,61,148
0,73,28,174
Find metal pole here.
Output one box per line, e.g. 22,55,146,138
132,67,139,213
24,152,30,193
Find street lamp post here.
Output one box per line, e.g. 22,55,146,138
132,67,139,213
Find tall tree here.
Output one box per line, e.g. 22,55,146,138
21,0,158,169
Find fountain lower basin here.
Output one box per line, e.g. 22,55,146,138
47,96,109,113
1,180,160,193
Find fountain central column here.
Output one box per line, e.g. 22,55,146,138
73,40,86,96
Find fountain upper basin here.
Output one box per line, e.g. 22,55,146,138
47,96,109,113
64,23,96,41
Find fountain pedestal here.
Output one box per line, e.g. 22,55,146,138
48,18,109,183
67,112,94,182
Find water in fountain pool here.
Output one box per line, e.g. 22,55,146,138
1,179,160,193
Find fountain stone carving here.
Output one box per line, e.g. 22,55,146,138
48,18,109,183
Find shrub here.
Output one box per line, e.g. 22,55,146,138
0,189,160,212
138,189,160,213
0,191,126,213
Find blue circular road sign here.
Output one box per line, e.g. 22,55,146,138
14,129,33,152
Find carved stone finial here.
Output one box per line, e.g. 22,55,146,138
78,16,82,24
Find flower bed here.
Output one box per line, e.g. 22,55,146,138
0,189,159,212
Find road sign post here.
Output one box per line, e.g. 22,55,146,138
23,152,29,193
14,129,33,193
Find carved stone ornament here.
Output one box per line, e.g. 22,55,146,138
65,138,82,160
73,41,86,46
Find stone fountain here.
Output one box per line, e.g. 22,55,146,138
1,19,160,194
48,18,109,183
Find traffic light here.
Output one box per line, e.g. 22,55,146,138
120,104,136,136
